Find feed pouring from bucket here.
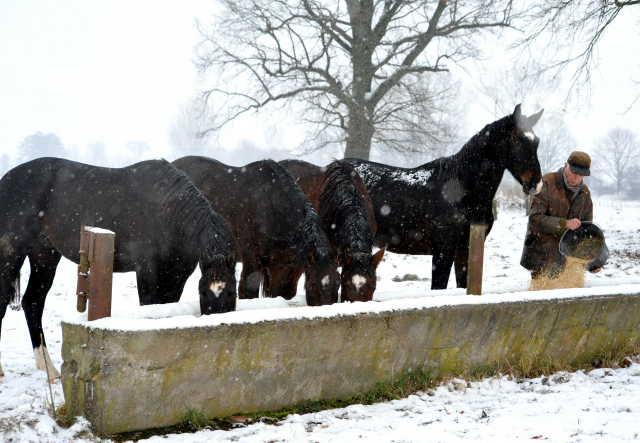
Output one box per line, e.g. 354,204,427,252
559,222,609,271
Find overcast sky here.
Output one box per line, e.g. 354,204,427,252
1,1,639,165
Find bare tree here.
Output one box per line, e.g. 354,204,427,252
196,0,521,160
594,127,640,195
538,125,576,174
168,103,212,159
18,132,67,162
126,140,152,161
514,0,640,106
86,142,109,167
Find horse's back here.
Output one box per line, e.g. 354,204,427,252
0,158,203,269
278,159,324,205
175,156,311,229
341,158,443,254
174,156,324,259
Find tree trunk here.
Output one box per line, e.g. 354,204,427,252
343,108,374,159
343,0,374,160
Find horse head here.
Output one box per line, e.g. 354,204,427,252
198,249,237,315
303,244,340,306
502,104,544,195
340,247,385,303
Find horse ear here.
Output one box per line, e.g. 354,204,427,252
203,248,213,263
527,108,544,127
343,246,353,265
513,104,523,127
372,248,385,269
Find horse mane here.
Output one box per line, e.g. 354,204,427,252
426,113,513,180
150,160,235,254
318,161,375,254
265,159,332,265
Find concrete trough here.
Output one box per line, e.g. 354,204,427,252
61,285,640,435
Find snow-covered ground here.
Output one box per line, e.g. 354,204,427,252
1,202,639,442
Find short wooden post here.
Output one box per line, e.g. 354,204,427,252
76,226,115,321
76,226,90,312
467,223,487,296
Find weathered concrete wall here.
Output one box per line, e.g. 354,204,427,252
61,292,640,435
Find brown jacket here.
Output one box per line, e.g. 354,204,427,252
520,168,593,272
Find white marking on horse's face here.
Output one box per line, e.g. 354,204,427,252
209,282,226,297
352,274,367,291
34,345,61,379
321,275,330,287
524,131,535,141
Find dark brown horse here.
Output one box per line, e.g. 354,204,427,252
0,158,238,379
280,160,384,302
344,104,544,290
172,156,340,306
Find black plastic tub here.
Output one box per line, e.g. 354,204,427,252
559,221,609,271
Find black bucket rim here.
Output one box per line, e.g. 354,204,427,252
559,221,608,269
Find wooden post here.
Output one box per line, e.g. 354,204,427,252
467,223,487,296
76,226,115,321
76,226,90,313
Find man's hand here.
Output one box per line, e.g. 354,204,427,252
566,218,582,230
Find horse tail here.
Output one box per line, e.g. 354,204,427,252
10,272,20,306
319,161,375,254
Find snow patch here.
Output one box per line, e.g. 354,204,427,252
355,164,433,188
64,283,640,332
85,226,115,235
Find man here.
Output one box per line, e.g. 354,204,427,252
520,151,602,278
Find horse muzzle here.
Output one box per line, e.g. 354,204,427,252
523,179,543,195
200,287,236,315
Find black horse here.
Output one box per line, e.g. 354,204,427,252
280,160,384,302
172,156,340,306
0,158,238,379
344,104,544,290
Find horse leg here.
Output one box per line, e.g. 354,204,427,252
156,263,195,304
453,246,469,288
430,245,456,290
22,238,62,380
135,259,160,305
0,250,27,377
239,259,262,299
137,262,193,305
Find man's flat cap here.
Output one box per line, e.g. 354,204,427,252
567,151,591,176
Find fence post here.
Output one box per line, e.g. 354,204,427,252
76,226,90,313
76,226,115,321
467,223,487,296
